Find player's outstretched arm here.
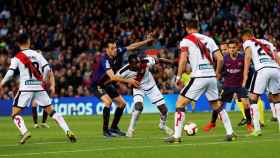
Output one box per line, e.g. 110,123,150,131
242,47,252,87
126,38,154,51
106,69,140,87
213,50,223,80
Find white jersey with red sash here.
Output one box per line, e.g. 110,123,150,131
9,49,49,91
179,33,219,78
242,38,279,71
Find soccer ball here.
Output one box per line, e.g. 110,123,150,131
183,122,198,136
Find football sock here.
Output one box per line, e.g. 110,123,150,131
211,110,218,124
236,99,246,119
174,108,185,139
274,103,280,128
258,99,265,125
251,104,261,131
32,107,38,124
270,103,277,118
244,108,252,124
51,111,70,133
103,107,110,131
219,109,233,135
42,109,48,123
111,107,124,129
128,110,141,131
13,115,28,135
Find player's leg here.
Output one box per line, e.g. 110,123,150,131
41,108,50,128
11,91,32,144
127,89,144,137
108,83,126,136
31,100,39,128
207,78,235,141
236,98,247,126
165,78,202,143
147,86,173,135
35,91,76,142
268,93,277,121
257,98,265,127
204,87,233,132
237,87,253,132
248,71,264,136
92,84,113,137
267,70,280,131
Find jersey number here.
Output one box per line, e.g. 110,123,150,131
26,62,41,79
257,47,266,56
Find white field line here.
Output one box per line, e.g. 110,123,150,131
0,137,278,157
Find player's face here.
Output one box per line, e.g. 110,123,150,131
228,43,237,55
220,44,228,54
107,43,117,57
129,58,141,71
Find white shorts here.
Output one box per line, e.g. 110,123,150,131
249,67,280,95
133,85,165,106
180,77,219,101
13,91,52,108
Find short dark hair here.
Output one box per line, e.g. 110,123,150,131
16,33,30,45
240,28,253,36
185,19,199,29
104,39,117,48
228,39,239,44
128,54,142,64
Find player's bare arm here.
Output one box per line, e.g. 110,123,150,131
176,48,188,83
49,70,55,96
157,58,176,65
242,47,252,87
126,37,154,51
106,69,140,87
213,50,223,80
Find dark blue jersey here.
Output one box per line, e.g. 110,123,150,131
91,47,127,85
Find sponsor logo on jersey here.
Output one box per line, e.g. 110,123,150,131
199,64,213,70
25,80,42,85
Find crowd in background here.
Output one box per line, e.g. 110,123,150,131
0,0,279,99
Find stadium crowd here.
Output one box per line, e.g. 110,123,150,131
0,0,279,99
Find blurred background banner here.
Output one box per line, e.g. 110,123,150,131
0,94,270,116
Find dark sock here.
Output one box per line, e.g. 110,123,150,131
245,108,251,124
103,107,110,131
42,109,48,123
111,107,124,129
32,107,38,124
211,110,218,124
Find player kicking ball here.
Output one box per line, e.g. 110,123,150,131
0,33,76,144
165,20,235,143
117,54,174,137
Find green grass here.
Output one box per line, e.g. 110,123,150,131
0,112,279,158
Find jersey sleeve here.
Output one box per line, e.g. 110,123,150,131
101,57,111,71
8,57,19,70
242,40,251,51
179,40,189,53
208,38,219,54
117,47,128,56
116,65,130,78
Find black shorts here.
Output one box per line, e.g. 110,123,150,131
92,83,120,99
221,87,248,103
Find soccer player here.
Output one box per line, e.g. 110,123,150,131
165,20,235,143
92,37,153,137
32,66,55,128
116,54,173,137
241,28,280,135
203,39,253,133
0,33,76,144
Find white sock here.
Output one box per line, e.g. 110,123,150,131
13,115,28,135
52,112,70,133
174,111,185,138
219,109,233,135
251,104,261,131
128,110,141,131
270,103,277,118
274,103,280,129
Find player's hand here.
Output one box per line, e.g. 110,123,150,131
127,78,140,88
216,72,222,80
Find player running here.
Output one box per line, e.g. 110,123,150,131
0,33,76,144
165,20,235,143
241,29,280,135
116,54,174,137
203,39,253,133
92,37,153,137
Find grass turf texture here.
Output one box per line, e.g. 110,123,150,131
0,112,279,158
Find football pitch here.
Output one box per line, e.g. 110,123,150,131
0,112,279,158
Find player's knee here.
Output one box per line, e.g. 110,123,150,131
134,102,143,112
157,104,168,115
103,100,112,108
